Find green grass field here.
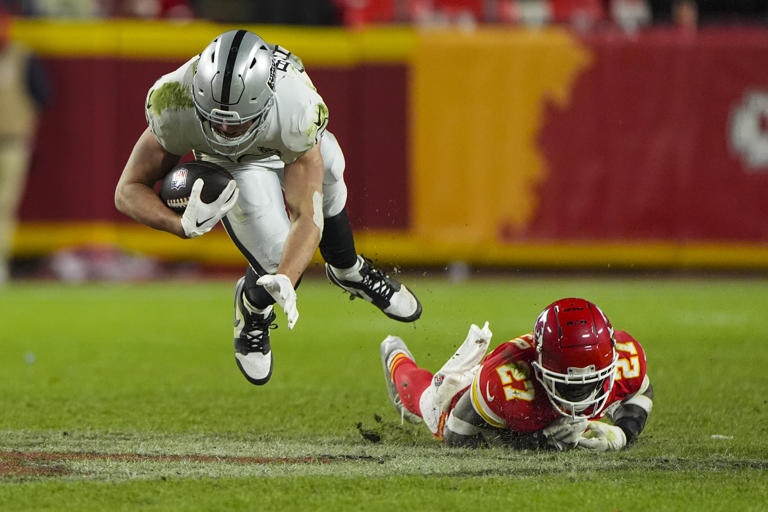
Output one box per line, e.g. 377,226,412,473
1,272,767,511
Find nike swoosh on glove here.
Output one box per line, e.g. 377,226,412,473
180,179,239,238
256,274,298,329
541,417,588,451
576,421,627,451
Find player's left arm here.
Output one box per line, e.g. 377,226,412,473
608,335,653,445
608,376,654,445
276,143,324,286
577,378,653,452
577,334,654,452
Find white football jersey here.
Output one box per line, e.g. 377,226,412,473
145,46,329,164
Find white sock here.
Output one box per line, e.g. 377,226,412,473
329,256,364,282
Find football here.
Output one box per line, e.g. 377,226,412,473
158,161,234,214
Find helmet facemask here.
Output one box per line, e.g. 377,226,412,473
194,94,273,156
192,30,275,158
533,353,618,419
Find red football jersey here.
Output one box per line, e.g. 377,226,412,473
467,330,647,433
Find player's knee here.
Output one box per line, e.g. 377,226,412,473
322,188,347,218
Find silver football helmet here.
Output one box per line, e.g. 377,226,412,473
192,30,274,157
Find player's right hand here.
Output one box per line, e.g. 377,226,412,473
542,417,588,451
256,273,299,330
576,421,627,451
180,179,239,238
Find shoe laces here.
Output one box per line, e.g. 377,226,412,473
242,310,277,353
359,257,396,302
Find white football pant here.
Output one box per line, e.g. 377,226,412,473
208,131,347,273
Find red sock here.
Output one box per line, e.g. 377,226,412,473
390,354,433,417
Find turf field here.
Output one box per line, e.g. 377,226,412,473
1,271,767,511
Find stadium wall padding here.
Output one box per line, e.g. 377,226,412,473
10,20,768,268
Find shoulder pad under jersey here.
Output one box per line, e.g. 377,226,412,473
270,61,329,162
613,330,648,392
145,57,202,156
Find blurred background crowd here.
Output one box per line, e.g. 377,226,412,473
0,0,766,29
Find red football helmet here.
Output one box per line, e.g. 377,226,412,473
531,298,618,419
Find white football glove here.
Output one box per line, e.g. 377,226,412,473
576,421,627,452
256,274,298,330
541,417,588,451
180,179,239,238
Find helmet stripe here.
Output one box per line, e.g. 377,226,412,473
220,29,247,108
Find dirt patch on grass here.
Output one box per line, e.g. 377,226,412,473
0,450,380,479
0,452,74,477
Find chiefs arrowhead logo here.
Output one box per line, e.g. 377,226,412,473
730,90,768,171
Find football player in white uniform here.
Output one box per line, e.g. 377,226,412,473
115,30,422,385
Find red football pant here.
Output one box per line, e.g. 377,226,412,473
390,356,433,417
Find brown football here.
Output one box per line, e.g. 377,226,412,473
159,161,234,214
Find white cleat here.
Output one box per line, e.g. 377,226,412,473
380,335,422,424
233,277,276,386
327,256,422,322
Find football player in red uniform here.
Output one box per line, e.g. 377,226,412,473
380,297,653,451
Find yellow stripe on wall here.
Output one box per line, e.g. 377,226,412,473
9,18,416,65
13,222,768,269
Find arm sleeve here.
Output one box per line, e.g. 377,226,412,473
610,380,654,444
